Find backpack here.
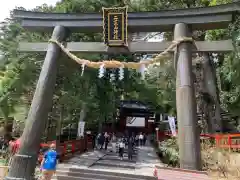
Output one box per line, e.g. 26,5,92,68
43,150,58,169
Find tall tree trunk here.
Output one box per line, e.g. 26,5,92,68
98,117,103,133
205,103,214,133
202,53,222,132
0,105,9,126
79,103,87,122
0,106,13,140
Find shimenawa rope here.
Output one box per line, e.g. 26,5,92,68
48,37,193,69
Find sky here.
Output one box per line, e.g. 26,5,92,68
0,0,59,22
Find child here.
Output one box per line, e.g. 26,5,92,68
118,139,125,160
40,143,59,180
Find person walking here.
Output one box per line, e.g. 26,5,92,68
99,133,105,150
104,132,109,150
135,134,139,146
127,136,134,161
92,132,97,149
111,133,117,153
139,132,144,146
8,137,21,166
97,133,101,149
143,133,147,146
118,138,125,160
40,143,59,180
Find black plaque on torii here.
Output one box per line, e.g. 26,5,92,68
102,7,128,47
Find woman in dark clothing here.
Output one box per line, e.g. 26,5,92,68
100,133,105,149
127,136,134,160
143,133,147,146
104,132,109,150
92,133,96,149
97,133,101,149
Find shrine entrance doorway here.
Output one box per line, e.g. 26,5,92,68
117,100,156,135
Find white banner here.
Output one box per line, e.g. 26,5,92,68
168,116,177,136
78,121,85,137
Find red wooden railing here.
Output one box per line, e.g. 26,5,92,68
157,131,240,150
214,134,240,150
39,136,93,162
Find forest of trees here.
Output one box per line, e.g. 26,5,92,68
0,0,239,138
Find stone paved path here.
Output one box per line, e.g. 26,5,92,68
56,143,211,180
58,143,162,177
58,150,105,169
135,145,163,176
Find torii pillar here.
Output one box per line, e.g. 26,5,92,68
174,23,202,170
6,26,67,180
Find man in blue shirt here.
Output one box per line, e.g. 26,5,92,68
40,143,59,180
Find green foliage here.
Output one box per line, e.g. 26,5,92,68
211,14,240,115
0,17,41,123
157,138,180,167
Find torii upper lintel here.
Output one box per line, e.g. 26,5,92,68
13,2,240,32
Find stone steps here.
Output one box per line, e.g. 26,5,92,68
53,167,155,180
101,156,137,163
109,150,138,155
89,165,135,172
104,153,137,158
93,159,136,169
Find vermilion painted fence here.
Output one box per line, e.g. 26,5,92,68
0,137,93,178
214,134,240,150
39,136,93,162
158,131,240,150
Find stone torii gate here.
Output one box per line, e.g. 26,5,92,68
6,2,238,179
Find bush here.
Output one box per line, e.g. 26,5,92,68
157,137,179,167
202,142,240,179
157,138,240,179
